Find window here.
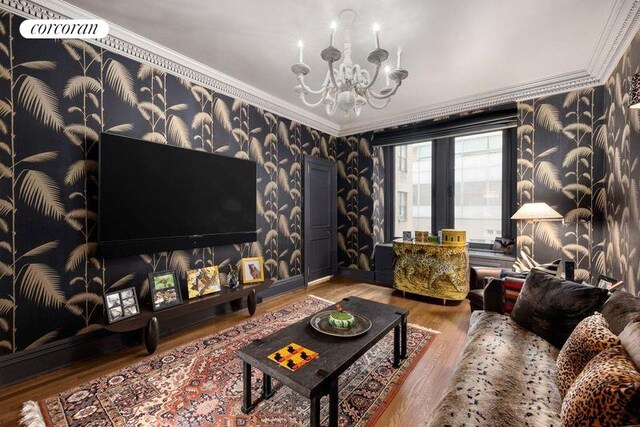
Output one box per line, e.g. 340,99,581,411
388,130,515,247
393,141,432,236
397,145,407,172
398,191,407,222
454,131,503,244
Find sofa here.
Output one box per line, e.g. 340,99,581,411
428,274,640,426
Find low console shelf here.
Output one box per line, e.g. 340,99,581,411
103,280,274,354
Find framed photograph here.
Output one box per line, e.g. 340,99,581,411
104,286,140,324
186,266,221,299
596,274,623,291
402,231,412,241
241,257,264,284
148,270,183,311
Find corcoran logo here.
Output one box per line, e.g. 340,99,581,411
19,19,109,39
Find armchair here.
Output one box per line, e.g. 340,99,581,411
468,266,503,311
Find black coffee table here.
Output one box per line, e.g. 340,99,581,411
237,296,408,427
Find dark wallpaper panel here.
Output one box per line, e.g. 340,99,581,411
0,12,336,354
336,133,385,271
601,30,640,296
516,87,606,282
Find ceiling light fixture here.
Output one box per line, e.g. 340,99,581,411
291,9,409,117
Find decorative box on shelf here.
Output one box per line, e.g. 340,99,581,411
441,229,466,246
415,230,429,243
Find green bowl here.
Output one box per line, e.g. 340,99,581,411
328,311,355,329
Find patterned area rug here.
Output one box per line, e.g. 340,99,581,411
22,296,437,426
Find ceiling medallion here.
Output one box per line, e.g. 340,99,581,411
291,9,409,117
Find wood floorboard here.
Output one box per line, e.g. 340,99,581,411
0,278,471,426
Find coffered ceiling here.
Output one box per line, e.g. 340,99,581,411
14,0,640,136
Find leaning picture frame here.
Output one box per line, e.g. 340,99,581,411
596,274,622,291
241,257,265,284
148,270,183,311
104,286,140,324
186,266,221,299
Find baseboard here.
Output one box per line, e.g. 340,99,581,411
374,270,394,288
0,275,303,387
261,275,305,298
337,266,375,283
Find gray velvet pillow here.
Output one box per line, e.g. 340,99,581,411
620,321,640,369
511,270,609,348
601,291,640,335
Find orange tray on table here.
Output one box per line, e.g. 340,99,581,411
267,342,318,372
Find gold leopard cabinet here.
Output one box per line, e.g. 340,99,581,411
393,239,469,301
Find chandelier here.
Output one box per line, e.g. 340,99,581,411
291,9,409,117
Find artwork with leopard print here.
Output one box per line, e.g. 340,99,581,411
555,313,620,398
561,345,640,427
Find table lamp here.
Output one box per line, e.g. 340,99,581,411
511,202,563,222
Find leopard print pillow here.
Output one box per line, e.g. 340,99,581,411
556,313,620,398
561,346,640,427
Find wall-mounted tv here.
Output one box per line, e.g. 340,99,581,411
98,133,257,257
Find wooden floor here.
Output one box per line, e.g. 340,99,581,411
0,278,471,426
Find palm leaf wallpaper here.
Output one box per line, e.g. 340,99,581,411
336,134,385,271
600,29,640,296
516,87,606,283
0,12,337,354
1,8,639,356
516,28,640,296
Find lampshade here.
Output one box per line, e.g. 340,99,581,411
631,73,640,109
511,202,563,221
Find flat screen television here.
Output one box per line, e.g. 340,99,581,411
98,133,257,257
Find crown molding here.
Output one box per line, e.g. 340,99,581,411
339,69,601,136
587,0,640,83
2,0,639,138
0,0,342,136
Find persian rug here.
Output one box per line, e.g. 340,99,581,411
22,296,438,426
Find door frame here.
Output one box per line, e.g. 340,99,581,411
303,155,337,286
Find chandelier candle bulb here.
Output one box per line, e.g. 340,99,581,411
397,46,402,68
373,23,380,49
385,65,390,86
297,40,304,63
330,21,337,47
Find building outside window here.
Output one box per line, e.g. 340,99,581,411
394,141,432,236
398,191,407,222
397,145,407,172
453,131,503,244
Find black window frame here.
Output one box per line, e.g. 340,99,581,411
385,128,517,250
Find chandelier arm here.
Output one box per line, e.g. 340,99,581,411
365,92,391,109
367,80,401,100
351,64,361,86
297,74,329,95
359,68,371,85
325,99,339,116
327,60,340,89
363,64,381,90
298,90,329,108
